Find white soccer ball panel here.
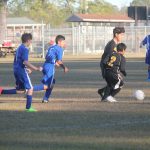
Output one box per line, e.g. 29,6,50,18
134,90,145,100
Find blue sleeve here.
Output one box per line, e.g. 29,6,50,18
142,36,148,46
56,48,63,61
22,47,29,61
45,47,53,61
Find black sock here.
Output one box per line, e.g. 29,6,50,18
111,88,121,97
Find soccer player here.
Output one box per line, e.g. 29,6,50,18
1,33,42,112
33,35,68,103
101,43,127,102
140,34,150,81
98,27,125,100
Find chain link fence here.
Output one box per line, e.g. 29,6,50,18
5,25,150,57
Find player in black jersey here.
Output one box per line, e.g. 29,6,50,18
98,27,125,100
101,43,127,102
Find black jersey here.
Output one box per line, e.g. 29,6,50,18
103,51,126,76
101,39,117,63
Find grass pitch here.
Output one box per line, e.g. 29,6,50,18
0,56,150,150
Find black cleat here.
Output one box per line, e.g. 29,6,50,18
98,89,104,98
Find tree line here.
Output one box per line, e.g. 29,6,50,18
1,0,150,27
6,0,120,26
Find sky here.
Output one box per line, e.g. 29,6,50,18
105,0,133,9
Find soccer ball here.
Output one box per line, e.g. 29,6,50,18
133,90,145,100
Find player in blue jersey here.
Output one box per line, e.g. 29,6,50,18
140,35,150,81
33,35,68,103
1,33,42,112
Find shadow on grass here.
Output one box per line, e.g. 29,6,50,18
0,109,150,150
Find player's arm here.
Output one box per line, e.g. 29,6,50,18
56,48,68,73
104,42,115,57
120,56,127,76
56,60,68,73
23,61,42,71
141,36,148,47
104,53,116,68
22,48,42,72
26,67,32,74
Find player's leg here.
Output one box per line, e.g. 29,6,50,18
42,78,55,103
98,63,107,98
23,71,37,112
101,86,111,101
111,88,121,97
111,80,124,97
41,64,55,103
148,65,150,81
110,74,124,100
98,87,106,98
101,71,112,101
100,61,105,79
102,71,117,102
33,84,45,91
1,89,17,94
145,52,150,80
1,71,19,94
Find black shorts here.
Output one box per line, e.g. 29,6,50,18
105,70,124,89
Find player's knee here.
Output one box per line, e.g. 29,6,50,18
27,88,33,95
47,84,54,89
119,81,124,88
44,85,48,90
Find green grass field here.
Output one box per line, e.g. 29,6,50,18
0,56,150,150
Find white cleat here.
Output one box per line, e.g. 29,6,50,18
105,96,118,103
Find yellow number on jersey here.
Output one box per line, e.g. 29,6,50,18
107,56,116,67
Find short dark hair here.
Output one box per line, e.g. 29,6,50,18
113,27,125,37
21,33,32,43
117,43,127,52
55,35,65,44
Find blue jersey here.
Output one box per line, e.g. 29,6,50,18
42,44,63,86
13,44,29,69
45,44,63,64
13,44,32,90
142,35,150,65
142,35,150,52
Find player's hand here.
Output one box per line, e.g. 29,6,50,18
140,43,143,48
55,62,60,67
26,68,32,74
38,66,43,72
64,67,69,73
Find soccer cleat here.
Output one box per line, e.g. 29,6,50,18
104,96,118,103
109,96,117,102
98,89,104,98
42,100,48,103
26,107,37,112
0,87,3,94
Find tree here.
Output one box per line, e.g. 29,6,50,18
0,0,7,43
28,0,66,26
131,0,150,6
6,0,121,27
7,0,33,17
87,0,118,14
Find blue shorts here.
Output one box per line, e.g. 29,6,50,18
14,68,33,90
145,52,150,65
41,63,55,87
